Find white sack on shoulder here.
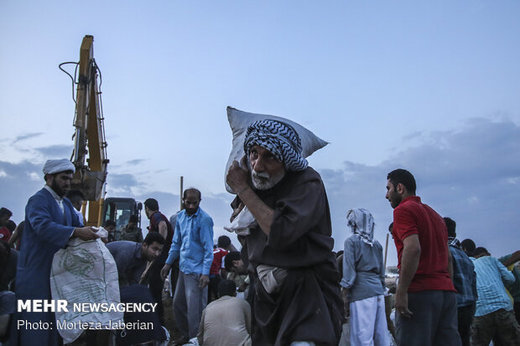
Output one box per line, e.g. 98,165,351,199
225,106,328,193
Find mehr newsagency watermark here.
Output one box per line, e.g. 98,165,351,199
16,299,156,331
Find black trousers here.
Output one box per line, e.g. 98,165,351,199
457,303,475,346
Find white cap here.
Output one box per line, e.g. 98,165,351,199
42,159,75,175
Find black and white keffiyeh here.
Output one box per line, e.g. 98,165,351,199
244,119,308,172
347,208,376,246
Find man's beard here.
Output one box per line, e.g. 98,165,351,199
251,170,285,190
51,178,67,198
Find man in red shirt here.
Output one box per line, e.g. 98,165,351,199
208,235,233,302
386,168,460,346
0,208,13,243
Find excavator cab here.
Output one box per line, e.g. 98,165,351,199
101,197,142,241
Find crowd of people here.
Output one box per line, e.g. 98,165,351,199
0,119,519,346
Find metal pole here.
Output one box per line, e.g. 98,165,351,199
384,233,389,270
180,176,184,211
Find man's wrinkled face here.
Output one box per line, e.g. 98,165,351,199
249,145,286,190
385,179,402,209
50,172,73,198
183,192,201,215
142,241,163,262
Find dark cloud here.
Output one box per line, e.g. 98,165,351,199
0,160,44,221
321,118,520,263
2,118,518,265
125,159,146,166
106,173,141,194
13,132,44,143
34,144,74,158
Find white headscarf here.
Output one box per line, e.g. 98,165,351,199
42,159,75,175
346,208,375,246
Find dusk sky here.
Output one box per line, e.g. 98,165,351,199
1,1,519,265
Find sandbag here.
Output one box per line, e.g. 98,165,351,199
50,238,123,344
225,106,328,193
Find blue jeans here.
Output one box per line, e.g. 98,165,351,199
173,271,208,340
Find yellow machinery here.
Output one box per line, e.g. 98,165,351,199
61,35,142,233
62,35,109,226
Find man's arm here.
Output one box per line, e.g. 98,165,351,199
157,220,168,239
199,217,214,288
236,187,275,235
395,234,421,318
496,258,515,285
226,160,275,235
7,224,21,248
500,250,520,267
340,238,357,289
161,220,181,280
27,194,97,245
72,227,99,240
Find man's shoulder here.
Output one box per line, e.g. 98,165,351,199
152,211,169,223
276,167,323,193
197,208,214,222
396,196,421,210
450,246,473,264
213,295,247,307
292,166,321,182
106,240,138,252
28,188,51,202
396,196,442,220
474,255,493,266
345,234,360,245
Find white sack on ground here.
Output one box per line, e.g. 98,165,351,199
51,238,123,344
225,106,328,193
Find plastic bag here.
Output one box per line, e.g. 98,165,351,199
50,238,123,344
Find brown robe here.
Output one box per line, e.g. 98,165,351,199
233,167,344,345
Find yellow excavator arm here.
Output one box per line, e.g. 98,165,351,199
70,35,109,226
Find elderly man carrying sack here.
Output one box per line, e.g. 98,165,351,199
227,119,343,346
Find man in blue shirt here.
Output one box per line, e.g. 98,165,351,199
444,217,477,346
471,247,520,345
161,188,214,344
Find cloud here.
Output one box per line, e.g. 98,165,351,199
0,160,44,220
34,144,74,158
125,159,146,166
12,132,44,143
106,173,142,196
1,117,518,265
321,117,520,264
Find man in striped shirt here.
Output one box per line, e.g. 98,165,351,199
470,247,520,345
